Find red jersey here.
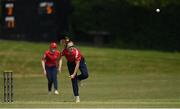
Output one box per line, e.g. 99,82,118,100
61,48,82,62
42,50,60,67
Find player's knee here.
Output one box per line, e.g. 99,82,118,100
83,73,89,79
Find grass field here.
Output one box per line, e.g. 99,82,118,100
0,39,180,108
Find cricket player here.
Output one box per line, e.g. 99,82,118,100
59,37,89,103
41,42,60,95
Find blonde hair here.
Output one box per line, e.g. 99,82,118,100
67,41,74,48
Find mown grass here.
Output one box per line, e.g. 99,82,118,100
0,39,180,108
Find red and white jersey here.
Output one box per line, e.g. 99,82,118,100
61,47,82,62
42,50,60,67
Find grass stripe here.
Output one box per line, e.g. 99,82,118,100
1,101,180,105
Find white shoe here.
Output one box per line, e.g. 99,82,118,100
48,91,51,95
75,96,80,103
54,90,59,95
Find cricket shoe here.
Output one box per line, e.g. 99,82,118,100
75,96,80,103
54,90,59,95
48,91,51,95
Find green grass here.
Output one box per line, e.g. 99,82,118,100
0,39,180,108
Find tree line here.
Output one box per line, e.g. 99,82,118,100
71,0,180,51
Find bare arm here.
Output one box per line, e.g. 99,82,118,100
58,56,63,73
41,59,47,76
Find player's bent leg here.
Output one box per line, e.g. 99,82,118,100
78,64,89,80
78,59,89,87
77,74,88,80
79,58,89,80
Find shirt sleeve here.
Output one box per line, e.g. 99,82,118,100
74,48,81,61
61,49,65,56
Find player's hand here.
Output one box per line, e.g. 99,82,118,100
57,68,61,73
69,74,76,79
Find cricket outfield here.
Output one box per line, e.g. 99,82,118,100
0,40,180,108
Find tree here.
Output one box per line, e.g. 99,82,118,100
126,0,180,8
0,0,2,33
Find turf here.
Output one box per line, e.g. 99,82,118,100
0,39,180,108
